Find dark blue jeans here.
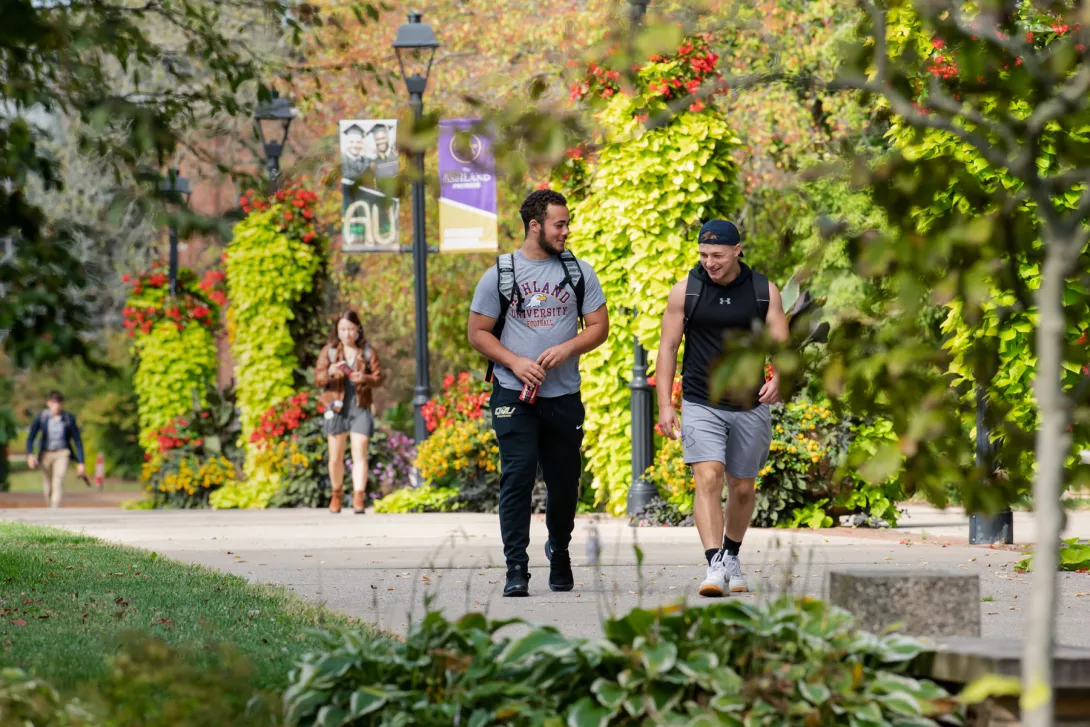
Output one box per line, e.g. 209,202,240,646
491,385,585,572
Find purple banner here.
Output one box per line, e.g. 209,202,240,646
438,118,497,253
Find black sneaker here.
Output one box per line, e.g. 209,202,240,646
503,568,530,597
545,540,574,592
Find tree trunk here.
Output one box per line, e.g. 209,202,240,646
1022,244,1071,727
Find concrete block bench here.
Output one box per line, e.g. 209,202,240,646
918,638,1090,726
826,568,981,637
825,569,1090,726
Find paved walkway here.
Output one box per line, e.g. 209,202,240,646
3,508,1088,644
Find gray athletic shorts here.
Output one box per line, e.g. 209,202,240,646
681,399,772,479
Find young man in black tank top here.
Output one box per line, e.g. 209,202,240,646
655,220,789,597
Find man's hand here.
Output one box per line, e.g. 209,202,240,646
76,463,85,477
27,455,38,470
658,406,681,441
510,357,547,387
758,373,781,405
349,371,364,384
536,342,573,370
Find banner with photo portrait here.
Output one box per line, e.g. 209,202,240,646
339,119,401,252
438,119,497,253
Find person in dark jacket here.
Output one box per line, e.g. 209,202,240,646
26,390,85,508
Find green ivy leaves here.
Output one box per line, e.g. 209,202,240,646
564,96,742,514
227,205,323,495
131,321,218,453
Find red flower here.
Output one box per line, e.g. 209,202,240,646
122,273,131,283
689,100,706,113
283,211,293,221
443,374,455,389
1025,31,1034,42
932,37,945,49
303,232,315,243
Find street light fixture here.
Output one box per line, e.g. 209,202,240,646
159,167,192,298
393,11,440,447
253,89,295,190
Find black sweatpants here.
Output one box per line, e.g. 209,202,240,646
491,385,585,572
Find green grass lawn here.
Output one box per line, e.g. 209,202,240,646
5,456,143,494
0,522,360,692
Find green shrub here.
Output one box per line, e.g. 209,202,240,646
0,637,283,727
227,187,326,495
373,485,460,513
140,386,244,509
642,396,904,529
284,595,963,726
125,264,224,455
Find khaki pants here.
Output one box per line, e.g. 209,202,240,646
41,450,69,508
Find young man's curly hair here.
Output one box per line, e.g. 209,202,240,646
519,189,568,235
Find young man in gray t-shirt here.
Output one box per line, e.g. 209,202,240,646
468,189,608,597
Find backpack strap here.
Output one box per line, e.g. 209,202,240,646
485,254,519,383
683,272,704,332
557,250,586,327
752,270,770,324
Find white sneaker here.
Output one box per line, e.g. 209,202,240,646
724,554,748,593
699,551,728,597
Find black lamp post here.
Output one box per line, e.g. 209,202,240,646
969,386,1014,544
393,11,439,446
625,0,658,520
159,167,191,297
253,90,295,191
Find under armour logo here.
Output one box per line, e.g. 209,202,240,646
719,297,731,305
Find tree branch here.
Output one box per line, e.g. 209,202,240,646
1025,65,1090,137
924,76,1017,153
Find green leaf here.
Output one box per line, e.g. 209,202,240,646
500,627,575,663
799,680,832,704
348,687,388,717
567,697,610,727
961,672,1024,705
591,679,625,710
315,704,348,727
640,640,678,676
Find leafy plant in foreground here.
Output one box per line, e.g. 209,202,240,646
284,596,964,726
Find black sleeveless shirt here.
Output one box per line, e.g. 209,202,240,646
681,262,766,411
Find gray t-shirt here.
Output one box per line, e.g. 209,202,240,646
471,250,606,398
45,414,66,451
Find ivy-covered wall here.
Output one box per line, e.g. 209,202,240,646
225,187,326,496
555,36,743,514
124,265,225,454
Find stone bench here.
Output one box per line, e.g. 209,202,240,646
919,638,1090,727
826,569,1090,726
826,568,981,637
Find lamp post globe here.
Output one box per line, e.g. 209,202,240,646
253,90,295,190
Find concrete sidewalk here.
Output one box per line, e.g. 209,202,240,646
892,503,1090,543
4,508,1088,644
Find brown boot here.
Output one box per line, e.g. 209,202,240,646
329,489,343,514
353,491,365,514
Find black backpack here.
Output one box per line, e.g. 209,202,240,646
683,267,770,331
484,250,586,382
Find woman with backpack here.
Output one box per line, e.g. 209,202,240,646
315,310,382,514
